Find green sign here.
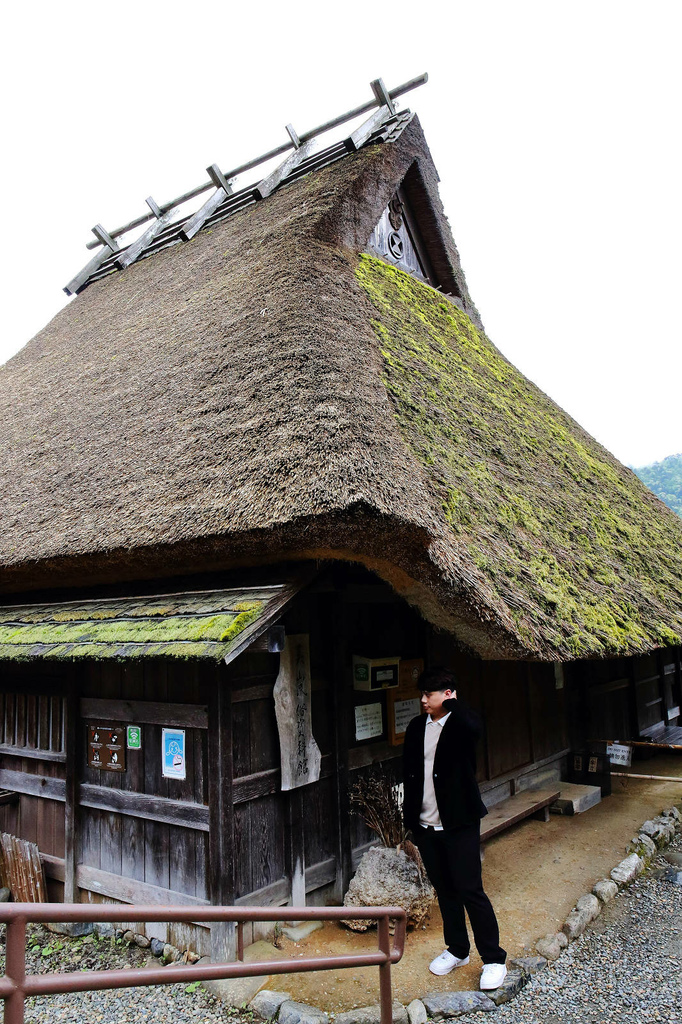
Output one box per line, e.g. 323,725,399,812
126,725,142,750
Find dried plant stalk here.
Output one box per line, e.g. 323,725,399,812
350,766,429,880
350,765,405,848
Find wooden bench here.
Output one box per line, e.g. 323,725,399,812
481,787,561,842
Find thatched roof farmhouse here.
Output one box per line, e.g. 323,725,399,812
0,81,679,944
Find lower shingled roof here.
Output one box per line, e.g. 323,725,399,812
0,586,288,662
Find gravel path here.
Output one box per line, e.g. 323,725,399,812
476,831,682,1024
1,834,680,1023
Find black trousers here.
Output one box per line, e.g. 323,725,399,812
415,822,506,964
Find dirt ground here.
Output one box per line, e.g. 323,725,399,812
264,754,682,1012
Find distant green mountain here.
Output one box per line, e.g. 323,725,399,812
634,453,682,518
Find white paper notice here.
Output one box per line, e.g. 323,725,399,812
393,698,420,736
355,703,383,741
606,742,632,767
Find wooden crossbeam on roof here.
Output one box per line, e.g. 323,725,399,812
286,124,301,149
91,224,118,251
181,171,234,242
254,137,317,200
370,78,396,115
64,245,115,296
145,196,163,218
64,225,119,296
116,201,174,270
346,105,394,152
206,164,233,194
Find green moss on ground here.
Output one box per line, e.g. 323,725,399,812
356,254,682,658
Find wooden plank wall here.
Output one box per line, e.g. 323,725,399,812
569,649,681,742
231,652,286,902
78,661,210,951
227,624,339,942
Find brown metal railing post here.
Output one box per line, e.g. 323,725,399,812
5,914,26,1024
377,913,392,1024
237,921,244,961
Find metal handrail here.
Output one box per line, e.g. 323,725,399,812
0,903,406,1024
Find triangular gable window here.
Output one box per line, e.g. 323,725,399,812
367,188,438,287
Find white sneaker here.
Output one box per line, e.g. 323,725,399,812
428,949,470,975
480,963,507,990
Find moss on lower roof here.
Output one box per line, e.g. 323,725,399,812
0,592,266,661
356,254,682,659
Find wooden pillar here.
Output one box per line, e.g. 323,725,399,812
330,593,352,900
208,663,235,961
63,680,78,905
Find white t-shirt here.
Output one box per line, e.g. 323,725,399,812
419,712,451,829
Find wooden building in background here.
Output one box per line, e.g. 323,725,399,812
0,82,681,956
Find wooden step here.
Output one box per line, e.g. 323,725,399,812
481,787,561,842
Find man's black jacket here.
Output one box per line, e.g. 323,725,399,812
402,698,488,833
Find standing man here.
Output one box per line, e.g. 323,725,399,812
402,666,507,991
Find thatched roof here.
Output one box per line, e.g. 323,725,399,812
2,116,682,661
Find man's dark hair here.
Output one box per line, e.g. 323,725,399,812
417,666,457,693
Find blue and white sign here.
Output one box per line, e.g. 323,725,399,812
162,728,186,780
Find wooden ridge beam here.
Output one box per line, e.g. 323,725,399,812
66,74,427,291
83,73,428,250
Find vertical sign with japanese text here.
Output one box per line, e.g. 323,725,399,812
273,634,321,791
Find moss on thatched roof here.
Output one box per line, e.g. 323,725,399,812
356,254,682,659
1,117,681,660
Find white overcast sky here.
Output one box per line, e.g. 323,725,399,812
2,1,680,468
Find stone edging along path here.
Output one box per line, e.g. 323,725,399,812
240,804,682,1024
